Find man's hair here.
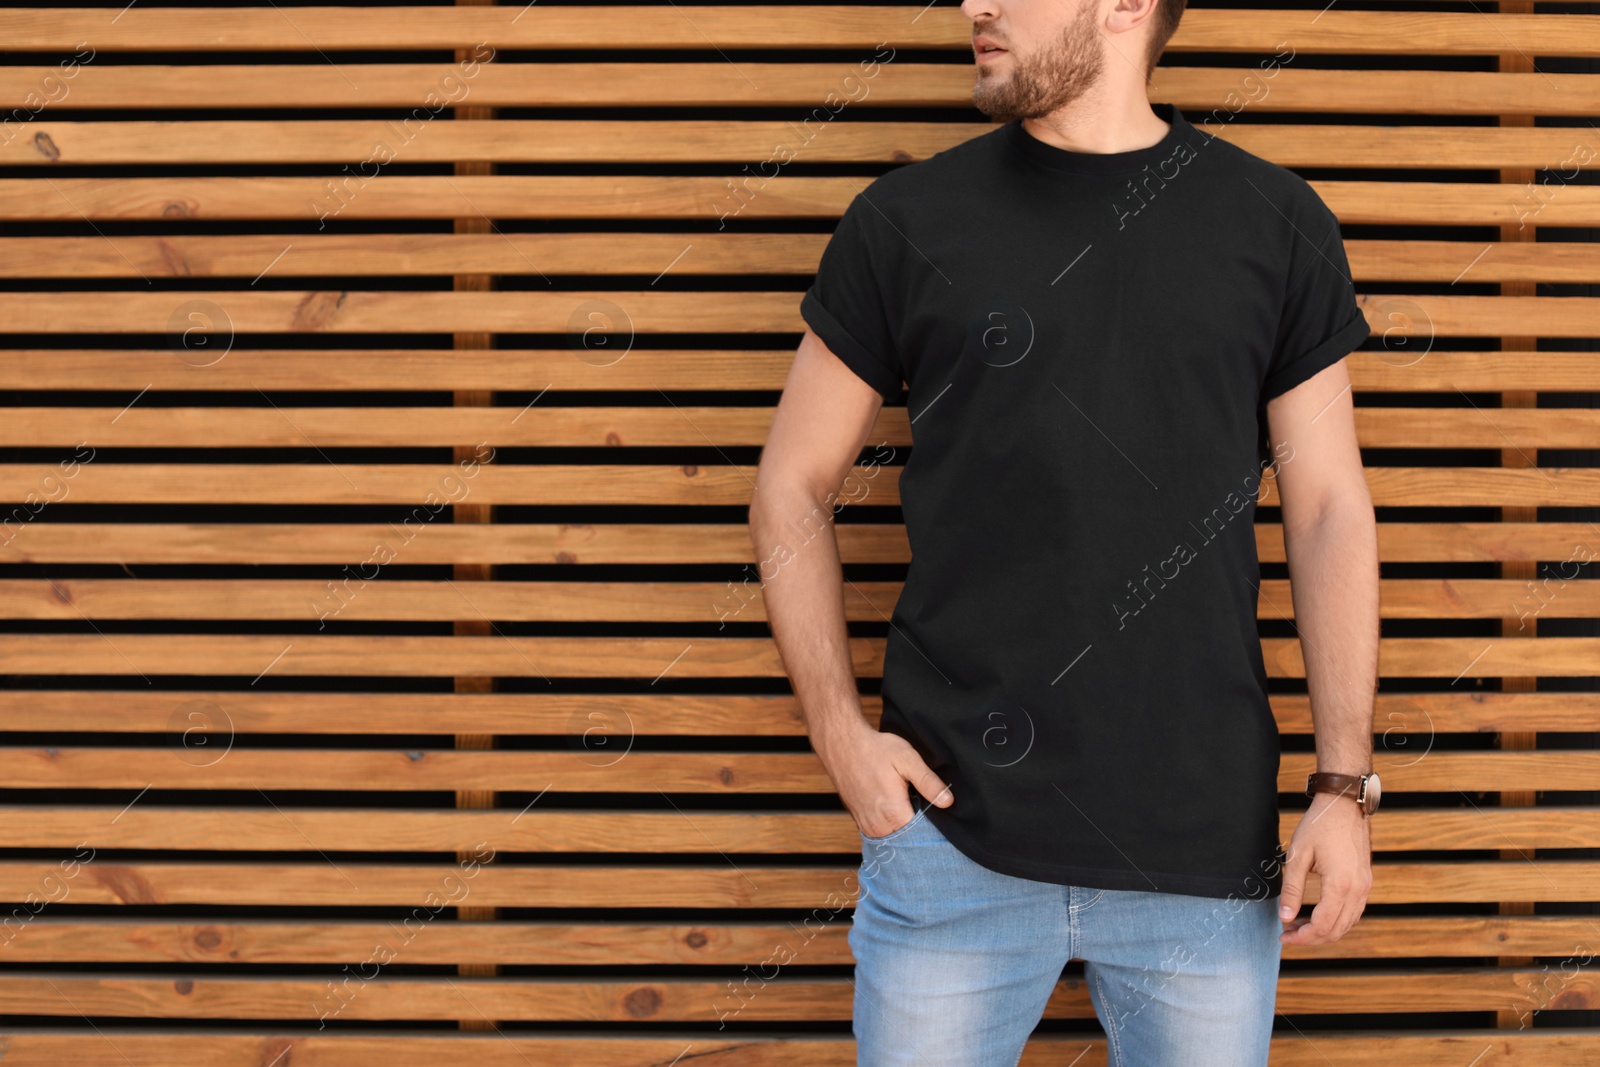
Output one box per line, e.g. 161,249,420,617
1145,0,1188,84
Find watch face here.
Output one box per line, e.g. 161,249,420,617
1363,772,1382,815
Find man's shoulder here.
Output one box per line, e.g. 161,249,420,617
1192,127,1336,229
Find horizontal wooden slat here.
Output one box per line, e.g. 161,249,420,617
1349,409,1600,450
1352,468,1600,508
0,349,1591,393
1,119,985,167
0,5,967,52
0,407,808,449
0,804,1595,853
2,65,1596,115
1,405,1595,449
0,349,802,392
4,914,1594,965
2,177,1599,227
1175,8,1600,57
0,748,1592,794
1371,577,1600,620
1351,241,1600,284
2,235,1597,286
0,690,1590,738
0,691,817,736
0,633,1594,678
0,233,831,279
9,920,861,969
5,121,1598,170
10,919,856,968
3,577,1594,622
0,522,899,565
0,1033,866,1067
0,860,850,908
4,974,867,1024
2,8,1597,56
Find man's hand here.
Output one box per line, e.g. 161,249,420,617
1278,792,1372,945
817,723,953,839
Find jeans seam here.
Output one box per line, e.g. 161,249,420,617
1093,968,1123,1067
1065,886,1077,964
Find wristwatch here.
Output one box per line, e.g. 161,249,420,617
1306,771,1381,817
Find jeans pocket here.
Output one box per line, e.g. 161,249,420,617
861,815,918,844
859,793,930,843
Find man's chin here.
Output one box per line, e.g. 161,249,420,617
972,96,1030,123
972,76,1036,123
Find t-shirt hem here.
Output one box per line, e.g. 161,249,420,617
1260,311,1370,403
923,804,1283,901
799,289,903,402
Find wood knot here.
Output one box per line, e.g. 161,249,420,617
32,131,60,160
193,927,222,951
174,978,194,995
621,986,662,1018
683,929,708,949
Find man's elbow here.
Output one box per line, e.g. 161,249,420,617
747,473,803,542
1286,478,1374,539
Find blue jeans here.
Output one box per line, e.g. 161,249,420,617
851,793,1282,1066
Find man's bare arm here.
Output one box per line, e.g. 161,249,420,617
749,328,951,837
1274,357,1380,777
1264,356,1379,944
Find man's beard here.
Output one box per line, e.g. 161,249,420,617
972,4,1106,122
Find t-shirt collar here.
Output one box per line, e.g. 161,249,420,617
1004,101,1192,177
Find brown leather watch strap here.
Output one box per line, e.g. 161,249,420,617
1305,772,1364,800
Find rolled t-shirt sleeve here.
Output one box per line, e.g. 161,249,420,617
800,193,906,402
1261,200,1370,403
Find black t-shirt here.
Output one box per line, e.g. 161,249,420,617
800,101,1370,900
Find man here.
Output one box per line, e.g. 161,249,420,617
748,0,1380,1062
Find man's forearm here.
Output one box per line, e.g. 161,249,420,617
1282,499,1380,774
748,481,872,758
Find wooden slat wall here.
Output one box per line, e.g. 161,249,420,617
0,2,1597,1062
